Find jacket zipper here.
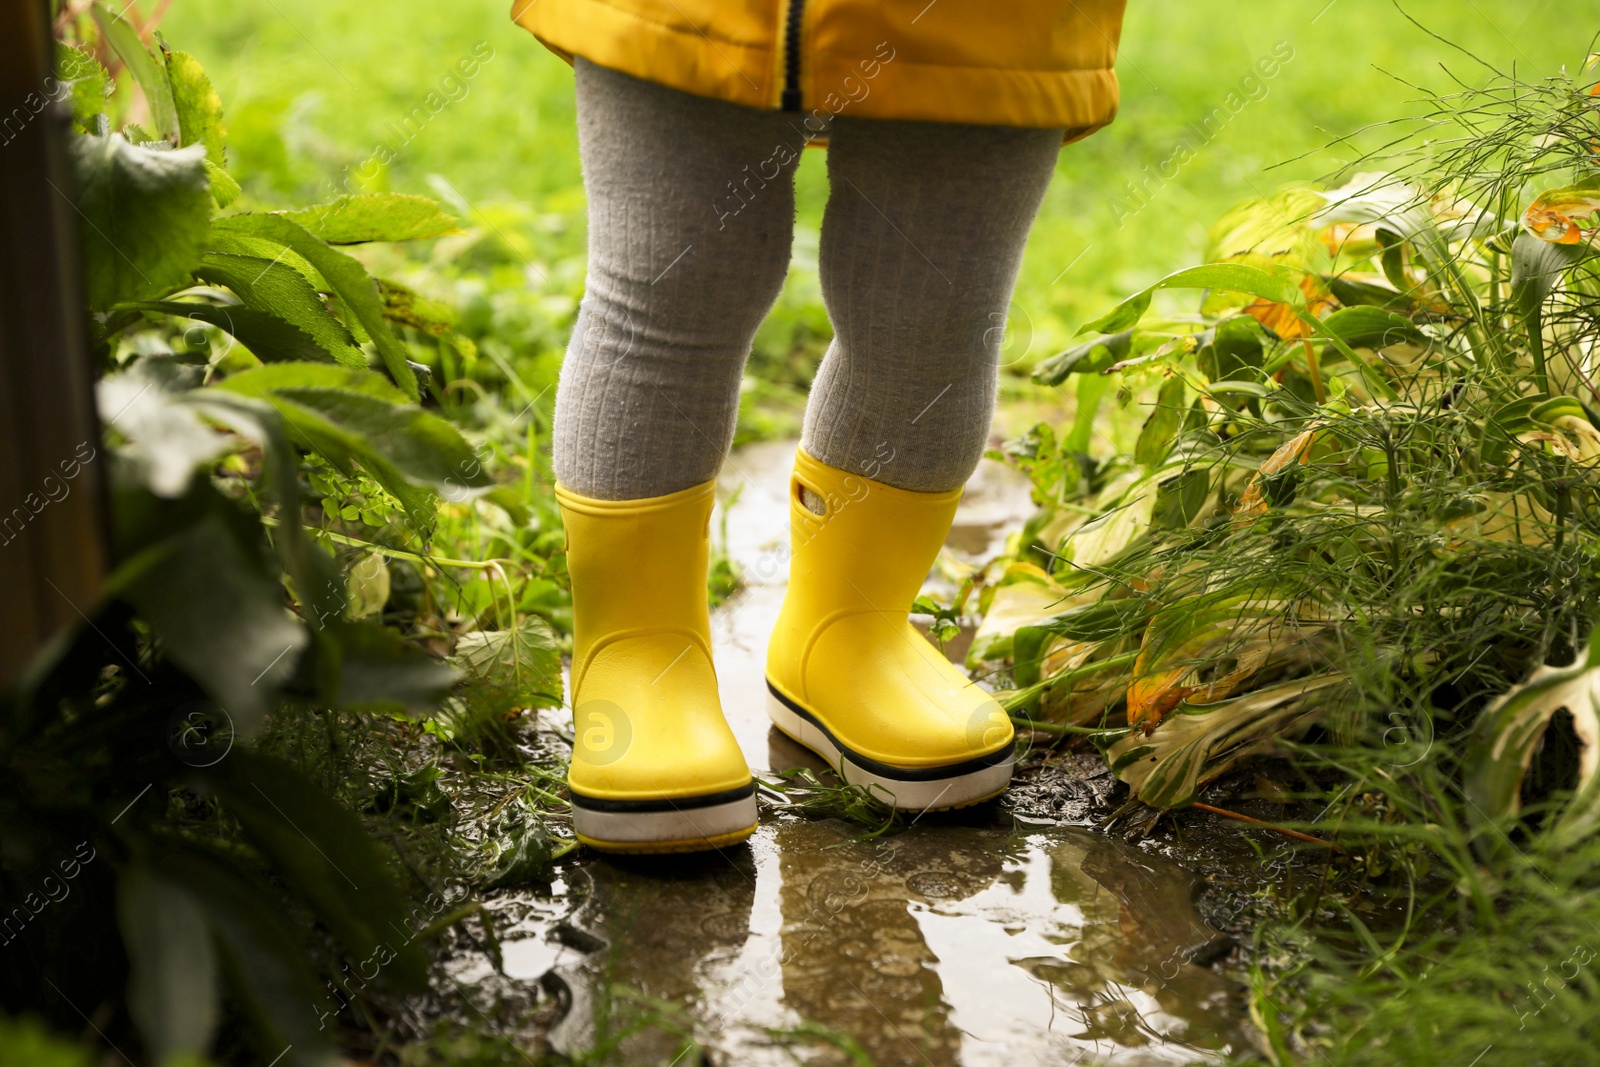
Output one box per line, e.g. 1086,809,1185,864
780,0,805,110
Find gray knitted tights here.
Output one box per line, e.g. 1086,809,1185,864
552,59,1062,499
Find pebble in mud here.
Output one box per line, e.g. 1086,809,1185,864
907,869,980,899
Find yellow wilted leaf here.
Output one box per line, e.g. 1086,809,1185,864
1127,593,1283,729
1206,187,1328,270
1111,675,1344,808
1244,274,1336,339
1236,429,1320,517
1524,184,1600,245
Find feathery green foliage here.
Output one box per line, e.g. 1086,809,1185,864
975,38,1600,1065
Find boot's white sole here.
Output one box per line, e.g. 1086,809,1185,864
570,785,757,855
765,685,1014,811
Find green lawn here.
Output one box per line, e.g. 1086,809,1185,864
165,0,1594,362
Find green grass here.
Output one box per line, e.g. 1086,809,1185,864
104,7,1600,1064
165,0,1597,367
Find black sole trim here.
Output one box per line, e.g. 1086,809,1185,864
765,681,1013,782
569,782,756,814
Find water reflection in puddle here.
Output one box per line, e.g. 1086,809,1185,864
470,442,1253,1064
535,818,1248,1065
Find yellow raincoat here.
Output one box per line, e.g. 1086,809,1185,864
511,0,1127,142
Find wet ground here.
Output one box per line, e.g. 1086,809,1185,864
453,442,1258,1065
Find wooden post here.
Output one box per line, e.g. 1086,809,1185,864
0,0,109,690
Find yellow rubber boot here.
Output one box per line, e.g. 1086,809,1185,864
765,450,1015,810
557,480,757,853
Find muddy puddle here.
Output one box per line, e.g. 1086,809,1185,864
452,441,1257,1065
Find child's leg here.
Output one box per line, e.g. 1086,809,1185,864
765,118,1062,810
553,59,803,500
804,118,1063,492
556,62,801,852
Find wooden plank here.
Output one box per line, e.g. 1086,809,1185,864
0,0,109,689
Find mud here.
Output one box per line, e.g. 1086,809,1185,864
453,441,1260,1065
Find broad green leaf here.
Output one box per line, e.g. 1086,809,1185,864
1032,329,1133,385
216,397,435,526
122,300,335,364
1464,634,1600,848
453,616,564,717
107,510,306,736
1013,600,1147,688
379,277,459,336
1207,380,1270,398
97,364,232,497
1324,274,1415,312
968,579,1075,665
194,252,364,366
1064,373,1110,454
1057,481,1156,572
264,392,460,514
204,160,241,208
118,864,219,1063
54,43,111,130
165,51,225,166
1312,172,1489,265
344,551,391,619
1320,305,1428,349
92,3,179,140
911,594,963,644
284,194,460,244
1382,239,1410,293
297,413,440,527
327,620,458,712
1531,396,1589,427
1151,467,1210,530
209,750,431,992
67,134,210,309
1196,315,1266,381
1206,187,1327,270
217,363,495,523
1080,294,1160,339
211,213,420,398
1510,231,1586,385
1108,675,1343,808
206,229,328,289
1078,264,1302,337
183,389,353,667
215,360,412,402
1135,377,1186,467
485,485,532,527
157,846,338,1062
1479,394,1547,464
